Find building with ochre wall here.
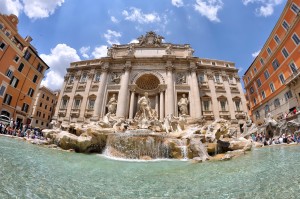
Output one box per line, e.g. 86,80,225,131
30,86,59,129
0,14,49,127
243,0,300,125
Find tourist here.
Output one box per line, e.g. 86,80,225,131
278,136,283,144
251,133,256,142
0,122,3,133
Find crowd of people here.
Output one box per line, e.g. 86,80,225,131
0,121,44,140
251,132,300,146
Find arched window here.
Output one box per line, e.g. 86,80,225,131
1,110,10,117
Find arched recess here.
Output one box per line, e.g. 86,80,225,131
131,71,165,85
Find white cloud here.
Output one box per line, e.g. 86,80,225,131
252,49,260,57
0,0,64,19
104,29,121,45
79,46,90,59
122,7,161,24
0,0,23,16
194,0,223,22
40,44,80,90
172,0,184,7
111,16,119,23
91,45,108,58
129,39,139,44
242,0,284,17
22,0,64,19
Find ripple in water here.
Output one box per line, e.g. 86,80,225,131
1,136,300,198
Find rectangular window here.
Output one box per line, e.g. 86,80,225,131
18,63,24,72
80,73,87,83
260,58,264,65
24,50,31,61
272,59,280,70
292,33,300,45
265,105,270,115
33,75,38,83
198,73,205,83
74,99,81,109
247,76,250,82
279,74,285,84
253,98,257,105
274,35,280,44
27,88,34,97
253,67,257,73
22,103,29,113
88,99,95,109
45,105,47,109
36,120,38,124
40,102,42,107
220,101,226,111
250,87,254,94
257,78,262,87
261,91,266,99
0,85,6,96
10,76,19,88
3,94,12,105
264,70,270,79
284,90,293,101
270,83,275,93
69,75,74,84
61,99,68,109
0,41,6,50
203,101,210,111
37,64,44,73
46,96,49,101
94,73,101,82
212,62,216,66
235,101,241,111
291,3,300,14
50,107,52,111
14,55,20,63
267,47,272,55
274,98,280,108
6,69,13,78
214,73,220,83
289,62,298,74
282,48,289,58
282,20,289,31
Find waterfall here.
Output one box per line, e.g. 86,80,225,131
104,130,169,159
179,145,188,160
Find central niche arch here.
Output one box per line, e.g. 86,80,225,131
136,74,160,90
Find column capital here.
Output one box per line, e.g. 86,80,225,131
158,84,167,92
124,61,132,71
166,65,174,72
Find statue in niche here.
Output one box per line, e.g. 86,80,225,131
134,92,158,129
138,92,152,119
106,94,118,115
176,73,186,84
111,73,121,84
178,94,189,116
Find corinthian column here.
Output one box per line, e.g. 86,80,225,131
159,90,165,121
189,63,202,118
165,62,175,116
116,61,131,118
92,63,109,120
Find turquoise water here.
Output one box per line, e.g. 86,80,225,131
1,136,300,199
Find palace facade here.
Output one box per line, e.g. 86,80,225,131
243,0,300,125
53,31,247,126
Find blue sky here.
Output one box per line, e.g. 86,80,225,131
0,0,286,90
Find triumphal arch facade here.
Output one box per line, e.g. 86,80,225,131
53,31,247,125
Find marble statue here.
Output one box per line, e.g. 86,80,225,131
106,94,117,115
138,92,152,119
178,94,189,115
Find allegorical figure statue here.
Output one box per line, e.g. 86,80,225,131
137,92,152,119
178,94,189,115
107,94,117,115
